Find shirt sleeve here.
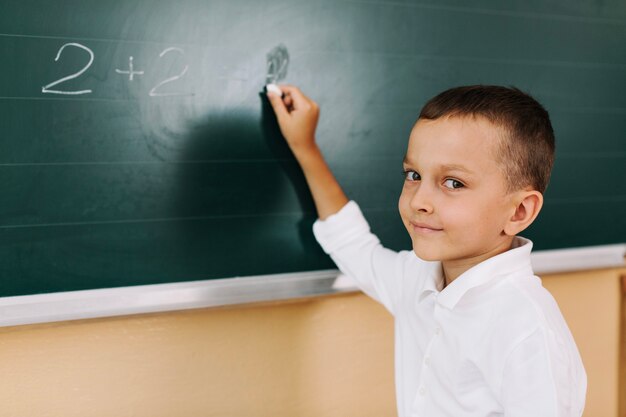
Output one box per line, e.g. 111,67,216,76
312,201,407,315
501,327,586,417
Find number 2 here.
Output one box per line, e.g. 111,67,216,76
149,47,192,97
42,43,94,95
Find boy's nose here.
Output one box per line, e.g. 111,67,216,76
409,183,434,213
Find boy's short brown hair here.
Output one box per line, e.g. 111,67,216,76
418,85,555,194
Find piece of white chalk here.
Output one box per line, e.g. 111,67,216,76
265,83,283,97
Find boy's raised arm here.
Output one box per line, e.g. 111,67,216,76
266,85,348,220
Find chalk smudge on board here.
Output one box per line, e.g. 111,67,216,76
265,44,289,85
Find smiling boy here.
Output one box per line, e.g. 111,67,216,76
267,85,586,416
400,114,545,280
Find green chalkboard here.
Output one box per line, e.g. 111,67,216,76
1,0,625,297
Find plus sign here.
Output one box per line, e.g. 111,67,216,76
115,56,145,81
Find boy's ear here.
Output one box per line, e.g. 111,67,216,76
503,190,544,236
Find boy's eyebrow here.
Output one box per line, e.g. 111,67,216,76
439,164,475,175
402,157,475,175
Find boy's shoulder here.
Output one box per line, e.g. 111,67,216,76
482,273,556,330
467,273,576,360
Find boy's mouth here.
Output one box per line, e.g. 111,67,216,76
410,222,443,234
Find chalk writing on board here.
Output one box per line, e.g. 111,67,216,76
41,43,192,97
265,44,289,85
148,47,193,97
41,42,94,95
115,56,145,81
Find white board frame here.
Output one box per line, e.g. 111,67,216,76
1,243,624,327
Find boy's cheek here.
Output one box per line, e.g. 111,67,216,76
397,195,412,226
397,194,406,216
398,189,411,212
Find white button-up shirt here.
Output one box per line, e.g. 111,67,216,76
313,201,587,417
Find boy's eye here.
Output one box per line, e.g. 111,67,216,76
443,179,464,189
403,170,420,182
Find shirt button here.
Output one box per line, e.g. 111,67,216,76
424,356,430,366
419,386,426,396
435,327,441,335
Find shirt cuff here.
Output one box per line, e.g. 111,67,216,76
312,201,376,254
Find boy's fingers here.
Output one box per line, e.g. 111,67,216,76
283,93,293,108
278,85,311,109
266,91,289,121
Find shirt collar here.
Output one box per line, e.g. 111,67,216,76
418,236,534,309
417,262,445,303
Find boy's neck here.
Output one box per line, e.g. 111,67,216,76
441,237,515,288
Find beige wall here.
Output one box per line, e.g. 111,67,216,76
0,267,624,417
618,272,626,417
540,268,625,417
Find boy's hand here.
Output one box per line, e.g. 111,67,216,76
266,85,320,154
266,84,348,219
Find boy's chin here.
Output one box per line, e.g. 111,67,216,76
412,246,442,262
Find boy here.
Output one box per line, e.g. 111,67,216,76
266,85,586,416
